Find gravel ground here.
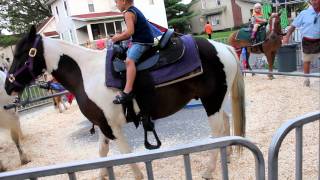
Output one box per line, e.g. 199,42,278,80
0,75,319,180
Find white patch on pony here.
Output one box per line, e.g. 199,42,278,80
208,40,238,110
42,37,126,128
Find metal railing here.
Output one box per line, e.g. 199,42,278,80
0,136,265,180
268,111,320,180
17,84,53,111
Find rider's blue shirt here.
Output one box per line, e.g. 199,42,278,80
292,6,320,39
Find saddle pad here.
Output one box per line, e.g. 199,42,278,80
236,28,266,42
105,35,202,89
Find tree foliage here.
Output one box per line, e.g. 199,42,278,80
164,0,194,33
0,0,51,34
0,34,21,47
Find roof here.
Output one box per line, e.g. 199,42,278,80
37,16,54,33
46,0,57,5
72,12,123,21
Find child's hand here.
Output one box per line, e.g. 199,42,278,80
111,34,120,43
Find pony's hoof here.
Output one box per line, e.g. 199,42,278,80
268,75,275,80
99,169,108,180
135,173,144,180
202,171,213,179
21,154,31,165
0,162,6,172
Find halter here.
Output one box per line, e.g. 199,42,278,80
7,35,41,88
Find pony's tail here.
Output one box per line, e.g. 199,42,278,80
229,47,246,138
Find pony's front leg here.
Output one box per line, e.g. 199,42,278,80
98,132,110,179
112,125,144,180
202,111,225,179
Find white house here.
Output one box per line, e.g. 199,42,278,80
46,0,168,46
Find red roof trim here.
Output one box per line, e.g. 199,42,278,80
43,31,59,37
37,16,54,32
72,12,123,19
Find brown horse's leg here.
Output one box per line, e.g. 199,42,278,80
266,52,276,80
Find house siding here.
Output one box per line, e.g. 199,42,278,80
189,0,256,34
50,0,167,46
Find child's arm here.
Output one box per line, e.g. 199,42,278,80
112,12,135,42
255,17,267,23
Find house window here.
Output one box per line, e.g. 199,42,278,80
115,21,122,33
106,22,115,36
55,6,59,16
88,2,95,12
69,30,74,43
208,15,220,25
64,1,69,15
91,23,106,40
201,0,206,9
216,0,221,6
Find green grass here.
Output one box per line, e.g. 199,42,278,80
193,30,236,42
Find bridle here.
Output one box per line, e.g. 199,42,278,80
7,35,41,88
269,14,285,36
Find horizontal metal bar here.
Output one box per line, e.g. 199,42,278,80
243,70,320,78
0,136,265,180
3,91,69,110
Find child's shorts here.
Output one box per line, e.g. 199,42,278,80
127,43,151,63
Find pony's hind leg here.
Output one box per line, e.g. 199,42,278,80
202,110,226,179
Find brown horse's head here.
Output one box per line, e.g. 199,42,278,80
268,13,282,35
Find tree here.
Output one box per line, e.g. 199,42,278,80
164,0,194,33
0,0,51,34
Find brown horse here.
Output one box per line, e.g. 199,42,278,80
229,13,283,79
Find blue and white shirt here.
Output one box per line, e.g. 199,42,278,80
292,6,320,39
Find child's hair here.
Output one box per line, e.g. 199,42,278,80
253,3,262,10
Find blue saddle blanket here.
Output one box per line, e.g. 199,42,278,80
105,35,202,89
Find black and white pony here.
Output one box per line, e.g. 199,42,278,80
5,26,245,179
0,64,30,171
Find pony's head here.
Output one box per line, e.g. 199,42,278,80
5,26,46,95
268,12,282,34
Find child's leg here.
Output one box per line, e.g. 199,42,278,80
124,58,136,94
251,24,259,39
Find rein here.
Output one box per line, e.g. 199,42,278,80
7,35,41,88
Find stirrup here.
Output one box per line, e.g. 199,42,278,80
113,91,134,104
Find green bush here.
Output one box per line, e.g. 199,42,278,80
0,34,22,47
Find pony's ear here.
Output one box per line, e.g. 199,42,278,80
28,25,37,40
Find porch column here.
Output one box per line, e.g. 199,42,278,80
87,24,94,41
